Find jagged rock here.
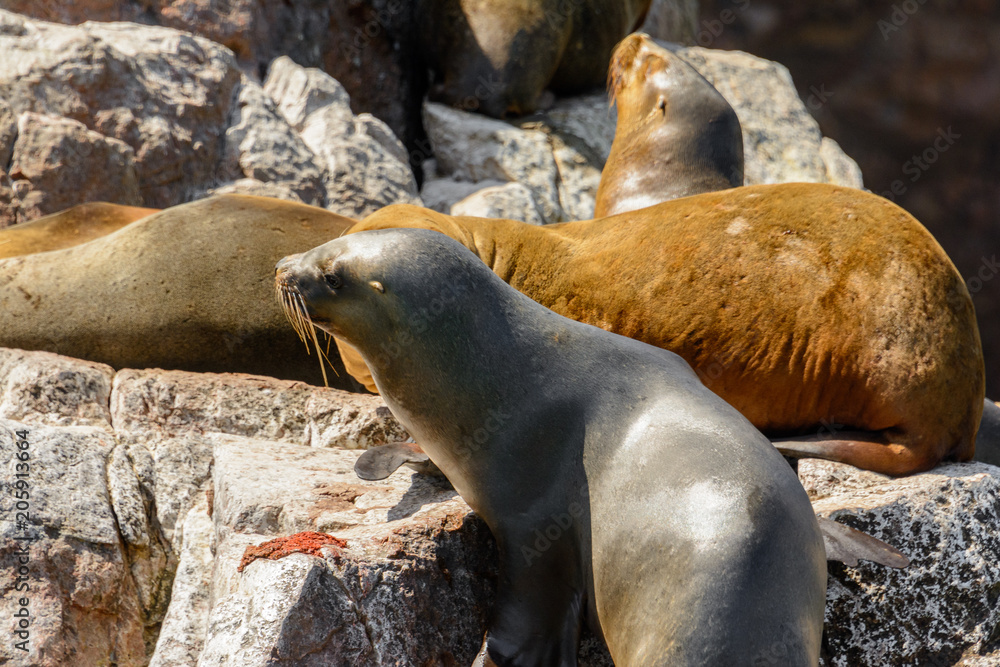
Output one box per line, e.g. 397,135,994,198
0,421,150,667
0,11,243,210
1,348,998,665
0,13,420,225
0,348,114,430
148,496,215,667
221,80,326,207
801,459,1000,666
9,112,142,222
263,56,421,218
451,183,546,225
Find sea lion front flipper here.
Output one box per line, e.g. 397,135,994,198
354,442,437,480
816,516,909,568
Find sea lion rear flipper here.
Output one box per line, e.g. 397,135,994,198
973,398,1000,466
772,431,933,476
816,516,909,568
355,442,437,480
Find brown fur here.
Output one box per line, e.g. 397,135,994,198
343,183,985,475
596,33,744,217
419,0,651,117
0,195,362,389
0,202,158,259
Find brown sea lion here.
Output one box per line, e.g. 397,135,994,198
419,0,652,117
276,228,828,665
340,183,984,476
594,33,743,217
0,194,362,390
0,202,158,259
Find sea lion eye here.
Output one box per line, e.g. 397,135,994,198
325,274,342,290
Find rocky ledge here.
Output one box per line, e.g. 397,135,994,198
1,348,999,666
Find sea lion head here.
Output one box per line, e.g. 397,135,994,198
275,228,505,372
606,32,743,187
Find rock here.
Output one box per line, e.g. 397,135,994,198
801,459,1000,666
263,56,420,218
423,102,566,223
0,348,114,431
221,80,326,207
676,46,865,188
148,496,215,667
451,183,546,225
1,347,998,664
0,13,420,225
0,421,150,667
0,12,243,209
9,112,142,221
421,177,504,214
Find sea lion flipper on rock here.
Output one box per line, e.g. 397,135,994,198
354,441,438,480
816,517,909,569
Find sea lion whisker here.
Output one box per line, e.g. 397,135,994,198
293,291,331,387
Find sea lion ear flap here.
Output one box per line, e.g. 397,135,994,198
816,516,910,569
369,280,385,293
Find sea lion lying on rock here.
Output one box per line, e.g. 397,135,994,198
0,195,361,389
0,202,158,259
594,33,743,217
275,228,829,665
341,183,985,477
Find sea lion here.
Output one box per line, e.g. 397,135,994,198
0,202,158,259
275,228,828,665
594,33,743,217
339,183,985,476
0,194,362,389
419,0,652,117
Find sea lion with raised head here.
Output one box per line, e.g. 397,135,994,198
0,194,361,389
0,202,158,259
275,228,828,665
341,182,985,477
419,0,652,117
594,33,743,217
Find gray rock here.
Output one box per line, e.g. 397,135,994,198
424,102,563,222
221,80,326,207
9,112,142,221
802,460,1000,666
420,177,505,214
264,56,421,217
0,420,149,667
149,496,215,667
0,348,114,430
451,182,546,225
0,12,243,209
642,0,701,45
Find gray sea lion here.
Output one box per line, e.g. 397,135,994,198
0,194,361,389
420,0,652,117
338,183,984,476
594,33,743,217
275,228,827,666
0,202,158,259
